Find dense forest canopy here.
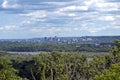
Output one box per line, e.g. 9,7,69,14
0,42,112,52
0,40,120,80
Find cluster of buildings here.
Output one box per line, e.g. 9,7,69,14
42,36,115,47
0,36,118,47
44,36,94,44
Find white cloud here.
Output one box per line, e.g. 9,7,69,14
29,25,111,36
20,11,47,18
96,2,119,11
2,0,20,9
98,15,115,21
80,24,110,33
84,0,105,7
59,5,88,12
0,0,119,38
43,2,68,6
30,27,81,35
0,25,18,31
84,0,119,11
112,26,120,29
20,11,48,25
68,13,76,17
53,10,76,17
87,27,107,33
22,20,31,24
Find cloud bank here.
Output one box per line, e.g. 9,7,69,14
0,0,120,38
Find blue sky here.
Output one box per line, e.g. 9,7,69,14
0,0,120,39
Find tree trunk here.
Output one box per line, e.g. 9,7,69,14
50,68,54,80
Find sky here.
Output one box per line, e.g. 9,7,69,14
0,0,120,39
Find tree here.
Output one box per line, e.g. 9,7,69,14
94,40,120,80
0,58,27,80
94,63,120,80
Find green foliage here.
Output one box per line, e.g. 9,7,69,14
83,56,106,80
94,63,120,80
0,40,120,80
0,58,27,80
94,40,120,80
31,52,88,80
0,41,112,52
